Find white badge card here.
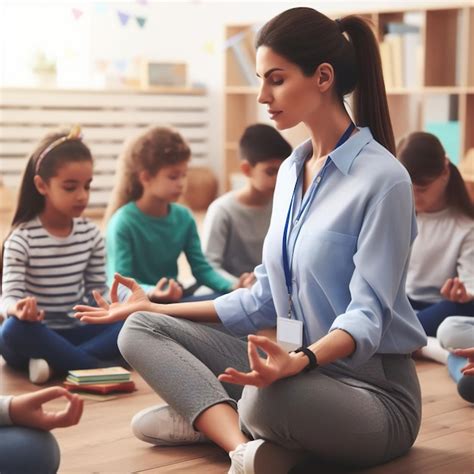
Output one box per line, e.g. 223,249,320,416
277,317,303,352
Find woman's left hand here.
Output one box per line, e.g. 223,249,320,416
218,335,306,388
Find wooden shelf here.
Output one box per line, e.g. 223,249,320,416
223,5,473,191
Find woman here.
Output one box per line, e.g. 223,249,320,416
75,7,427,474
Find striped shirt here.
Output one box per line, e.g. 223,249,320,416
1,217,107,317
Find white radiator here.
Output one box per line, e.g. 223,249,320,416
0,87,209,208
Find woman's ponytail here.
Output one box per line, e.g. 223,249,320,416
339,16,396,155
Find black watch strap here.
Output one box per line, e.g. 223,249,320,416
295,347,318,372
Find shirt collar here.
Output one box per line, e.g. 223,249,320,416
289,126,373,176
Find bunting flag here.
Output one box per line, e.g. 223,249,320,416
203,41,215,55
114,59,128,73
72,8,83,20
117,10,130,27
137,0,149,5
136,16,147,29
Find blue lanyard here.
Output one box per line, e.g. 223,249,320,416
282,122,355,316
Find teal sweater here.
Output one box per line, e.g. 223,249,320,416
106,202,232,293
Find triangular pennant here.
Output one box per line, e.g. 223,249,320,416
114,59,127,73
117,10,130,26
72,8,83,20
137,0,148,5
136,16,146,29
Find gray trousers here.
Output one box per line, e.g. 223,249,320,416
118,312,422,468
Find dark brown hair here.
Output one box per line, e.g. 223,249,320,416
256,7,395,154
103,126,191,224
1,130,93,280
398,131,474,218
239,123,292,165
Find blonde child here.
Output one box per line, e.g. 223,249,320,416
398,132,474,337
0,127,124,384
104,126,237,303
202,124,291,286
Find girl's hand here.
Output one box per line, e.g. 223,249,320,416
218,335,307,388
9,297,44,322
74,273,151,324
234,272,256,290
10,387,83,430
149,278,183,303
453,348,474,376
440,277,473,303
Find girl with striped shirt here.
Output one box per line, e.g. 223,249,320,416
0,127,124,384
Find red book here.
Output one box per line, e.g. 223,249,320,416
63,380,136,394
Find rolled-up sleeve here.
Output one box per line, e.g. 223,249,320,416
330,181,417,367
214,262,277,336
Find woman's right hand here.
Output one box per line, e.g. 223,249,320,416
73,273,152,324
234,272,256,290
9,297,44,322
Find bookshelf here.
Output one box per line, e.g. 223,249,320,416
223,4,474,191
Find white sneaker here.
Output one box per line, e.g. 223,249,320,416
229,439,305,474
28,358,52,384
131,404,208,446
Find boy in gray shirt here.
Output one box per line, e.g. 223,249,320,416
203,124,292,285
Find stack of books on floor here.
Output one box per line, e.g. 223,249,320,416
64,367,136,394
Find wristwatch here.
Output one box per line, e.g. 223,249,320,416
294,346,319,372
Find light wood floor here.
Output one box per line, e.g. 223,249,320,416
1,357,472,474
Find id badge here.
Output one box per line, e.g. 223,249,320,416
277,316,303,352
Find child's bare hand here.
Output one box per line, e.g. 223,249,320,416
10,387,83,430
149,278,183,303
453,348,474,376
440,278,473,303
234,272,256,289
9,297,44,322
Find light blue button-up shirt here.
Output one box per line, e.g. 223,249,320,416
215,127,427,368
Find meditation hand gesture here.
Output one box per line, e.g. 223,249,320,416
149,278,183,303
10,387,83,431
74,273,151,324
9,296,45,322
440,277,473,303
218,335,306,388
453,348,474,376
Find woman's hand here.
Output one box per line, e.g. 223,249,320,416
441,277,473,303
218,335,307,388
8,297,44,322
9,387,83,430
149,278,183,303
74,273,151,324
453,348,474,376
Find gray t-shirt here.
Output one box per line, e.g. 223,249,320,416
202,191,272,283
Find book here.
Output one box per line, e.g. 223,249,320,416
66,366,131,384
63,380,136,394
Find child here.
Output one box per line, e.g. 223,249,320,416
202,124,291,285
104,126,237,303
0,386,83,473
0,127,124,384
398,132,474,336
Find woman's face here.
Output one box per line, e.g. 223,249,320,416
256,46,322,130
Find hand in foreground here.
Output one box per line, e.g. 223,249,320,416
10,387,83,430
218,335,305,388
441,277,473,303
453,347,474,376
9,297,44,322
149,278,183,303
74,273,150,324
